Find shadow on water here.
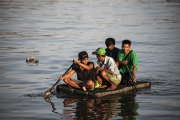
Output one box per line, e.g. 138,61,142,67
44,92,139,120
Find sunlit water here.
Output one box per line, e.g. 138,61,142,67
0,0,180,120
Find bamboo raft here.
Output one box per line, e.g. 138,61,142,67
56,81,151,97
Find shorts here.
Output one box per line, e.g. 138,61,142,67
70,78,94,90
94,80,102,88
106,73,121,86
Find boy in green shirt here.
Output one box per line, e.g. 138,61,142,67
116,40,138,85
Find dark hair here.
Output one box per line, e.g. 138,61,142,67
105,38,115,47
122,39,131,46
78,51,88,60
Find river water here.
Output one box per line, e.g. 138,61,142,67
0,0,180,120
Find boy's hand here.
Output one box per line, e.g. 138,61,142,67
96,67,102,74
59,75,64,80
73,59,79,64
122,60,128,65
130,74,136,82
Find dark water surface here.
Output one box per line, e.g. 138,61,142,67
0,0,180,120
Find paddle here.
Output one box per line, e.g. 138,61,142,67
126,65,137,91
44,64,73,97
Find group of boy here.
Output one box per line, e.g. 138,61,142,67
59,38,138,91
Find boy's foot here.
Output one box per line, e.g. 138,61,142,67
107,85,116,90
82,86,86,91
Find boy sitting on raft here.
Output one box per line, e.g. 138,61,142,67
94,47,121,90
116,39,138,84
59,51,96,91
92,38,120,61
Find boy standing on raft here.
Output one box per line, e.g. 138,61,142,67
116,40,138,85
94,47,121,90
59,51,96,91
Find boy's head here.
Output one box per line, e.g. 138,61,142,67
95,47,106,61
78,51,88,60
105,38,115,51
122,39,131,54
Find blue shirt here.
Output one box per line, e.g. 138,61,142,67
105,47,120,61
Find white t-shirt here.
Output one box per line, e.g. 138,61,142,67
95,56,121,79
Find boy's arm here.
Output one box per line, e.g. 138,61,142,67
96,67,114,75
116,51,128,66
73,59,93,71
130,66,136,81
59,69,75,80
132,52,138,75
101,68,114,75
78,62,93,70
118,60,128,65
115,61,119,67
133,66,137,75
96,61,114,75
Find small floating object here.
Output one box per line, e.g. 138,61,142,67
26,56,39,64
26,57,31,61
26,56,35,62
34,59,39,63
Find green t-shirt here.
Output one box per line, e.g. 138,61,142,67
117,50,138,74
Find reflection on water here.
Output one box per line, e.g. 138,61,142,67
119,95,139,120
44,93,138,120
0,0,180,119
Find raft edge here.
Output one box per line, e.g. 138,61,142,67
56,81,151,97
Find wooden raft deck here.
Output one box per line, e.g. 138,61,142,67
56,81,151,97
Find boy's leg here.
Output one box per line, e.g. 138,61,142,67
100,71,117,90
81,80,94,91
97,76,102,85
97,71,111,88
63,78,81,89
96,75,108,88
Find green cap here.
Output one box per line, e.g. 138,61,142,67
96,47,106,55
